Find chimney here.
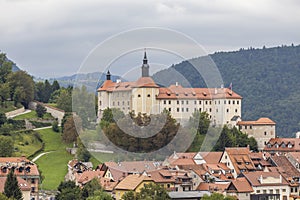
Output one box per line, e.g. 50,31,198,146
214,88,217,94
175,82,178,87
116,79,121,83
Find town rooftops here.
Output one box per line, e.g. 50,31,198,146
237,117,276,125
76,170,105,185
264,138,300,152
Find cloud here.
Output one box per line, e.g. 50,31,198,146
0,0,299,78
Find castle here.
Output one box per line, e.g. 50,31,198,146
97,52,242,126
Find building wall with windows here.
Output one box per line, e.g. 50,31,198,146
237,118,276,151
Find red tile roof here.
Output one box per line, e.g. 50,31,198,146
197,182,230,192
77,170,105,185
264,138,300,152
243,171,289,186
237,118,275,125
200,152,223,164
115,174,153,190
0,177,31,192
226,177,253,193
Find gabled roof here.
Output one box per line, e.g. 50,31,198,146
243,171,289,186
264,138,300,152
197,182,230,192
77,170,105,185
225,147,256,175
200,152,223,164
237,118,276,125
226,177,253,193
269,155,300,179
115,174,153,190
148,170,176,183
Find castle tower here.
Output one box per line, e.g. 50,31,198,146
141,51,149,77
106,70,111,80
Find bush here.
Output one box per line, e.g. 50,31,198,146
52,120,59,132
29,121,52,128
36,104,47,118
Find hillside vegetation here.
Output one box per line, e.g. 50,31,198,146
154,45,300,137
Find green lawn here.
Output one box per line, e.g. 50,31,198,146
13,110,53,120
35,128,73,190
1,101,22,113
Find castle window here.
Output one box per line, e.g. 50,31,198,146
194,101,197,105
216,109,218,113
182,108,184,112
218,100,220,104
205,101,208,105
199,108,202,112
186,108,189,112
117,102,120,106
99,101,102,106
186,100,188,105
169,100,171,105
245,126,247,129
177,101,179,105
169,108,171,112
209,101,212,105
237,101,239,105
164,100,166,104
138,94,141,97
233,100,235,104
226,109,229,113
250,125,252,129
209,108,212,112
199,101,201,105
224,100,226,104
147,94,150,97
228,100,231,104
235,109,238,113
264,132,267,135
182,100,184,105
177,108,180,112
215,101,217,104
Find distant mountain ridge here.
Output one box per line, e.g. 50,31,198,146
153,44,300,137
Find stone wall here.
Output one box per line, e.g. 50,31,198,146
29,101,65,124
5,107,25,118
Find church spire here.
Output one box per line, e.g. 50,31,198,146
106,70,111,80
142,50,149,77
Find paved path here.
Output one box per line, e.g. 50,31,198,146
32,151,54,162
8,109,31,118
33,126,52,131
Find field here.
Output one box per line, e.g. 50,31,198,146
35,128,73,190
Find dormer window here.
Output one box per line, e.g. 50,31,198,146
288,143,293,148
281,143,286,148
275,144,279,148
267,143,272,148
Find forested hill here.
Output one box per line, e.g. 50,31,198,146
153,45,300,137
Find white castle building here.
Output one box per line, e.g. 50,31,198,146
97,52,242,125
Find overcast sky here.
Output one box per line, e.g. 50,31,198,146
1,0,300,78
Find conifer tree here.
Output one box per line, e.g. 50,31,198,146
4,168,23,200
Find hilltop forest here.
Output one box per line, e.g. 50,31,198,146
154,45,300,137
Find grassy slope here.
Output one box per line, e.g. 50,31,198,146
35,128,73,190
13,132,43,157
13,111,53,120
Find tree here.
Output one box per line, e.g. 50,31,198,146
42,80,52,103
0,112,7,126
0,83,10,107
8,71,34,108
77,138,91,162
0,53,12,84
36,104,47,118
62,115,82,143
0,123,13,136
81,178,101,199
132,183,170,200
57,89,72,112
87,190,113,200
56,181,81,200
0,136,14,156
4,168,23,200
52,120,59,132
51,80,60,92
0,193,9,200
189,111,210,135
121,191,136,200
